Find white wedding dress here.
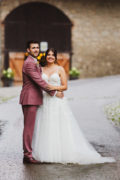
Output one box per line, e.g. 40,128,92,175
32,72,115,164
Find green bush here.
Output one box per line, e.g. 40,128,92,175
2,68,14,79
69,67,80,77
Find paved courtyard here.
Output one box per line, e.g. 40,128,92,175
0,75,120,180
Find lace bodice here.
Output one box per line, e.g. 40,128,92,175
42,73,61,86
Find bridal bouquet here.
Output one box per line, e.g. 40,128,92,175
37,53,46,66
37,53,45,62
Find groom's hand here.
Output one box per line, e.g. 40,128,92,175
55,91,64,98
47,84,57,91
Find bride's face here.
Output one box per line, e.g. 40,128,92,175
46,50,55,64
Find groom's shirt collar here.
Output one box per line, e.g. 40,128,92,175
29,55,37,63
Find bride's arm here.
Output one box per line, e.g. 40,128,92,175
56,66,68,91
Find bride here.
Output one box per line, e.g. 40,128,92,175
32,48,115,165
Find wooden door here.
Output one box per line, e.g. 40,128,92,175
9,52,70,85
57,53,70,78
4,2,72,68
9,52,24,82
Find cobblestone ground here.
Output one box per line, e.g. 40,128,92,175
0,76,120,180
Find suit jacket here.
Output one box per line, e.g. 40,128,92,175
19,55,55,105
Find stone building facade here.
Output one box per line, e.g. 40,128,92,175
0,0,120,80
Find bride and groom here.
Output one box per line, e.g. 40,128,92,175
20,40,115,164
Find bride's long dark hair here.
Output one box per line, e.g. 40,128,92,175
40,48,57,67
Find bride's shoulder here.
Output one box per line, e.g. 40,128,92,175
57,65,65,73
55,64,63,70
57,65,66,77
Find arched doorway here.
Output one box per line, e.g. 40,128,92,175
4,2,72,82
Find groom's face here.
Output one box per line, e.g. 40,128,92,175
27,43,40,58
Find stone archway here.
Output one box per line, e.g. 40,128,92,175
4,2,72,82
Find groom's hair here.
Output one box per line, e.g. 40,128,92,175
26,40,39,49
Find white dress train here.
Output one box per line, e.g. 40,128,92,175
32,73,115,165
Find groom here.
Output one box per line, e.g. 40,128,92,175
20,40,63,164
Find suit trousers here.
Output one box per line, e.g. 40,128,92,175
22,105,38,158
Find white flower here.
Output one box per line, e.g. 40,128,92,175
104,101,120,126
7,68,12,73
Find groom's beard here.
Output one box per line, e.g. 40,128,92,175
29,52,39,58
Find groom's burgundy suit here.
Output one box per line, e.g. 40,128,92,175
20,55,55,159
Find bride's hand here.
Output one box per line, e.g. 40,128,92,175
55,91,64,98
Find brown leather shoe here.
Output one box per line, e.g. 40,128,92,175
23,157,40,164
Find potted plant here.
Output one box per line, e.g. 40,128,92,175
69,67,80,80
1,67,14,87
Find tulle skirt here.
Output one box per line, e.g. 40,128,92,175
32,94,115,164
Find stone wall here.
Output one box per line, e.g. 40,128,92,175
72,0,120,78
0,0,120,78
